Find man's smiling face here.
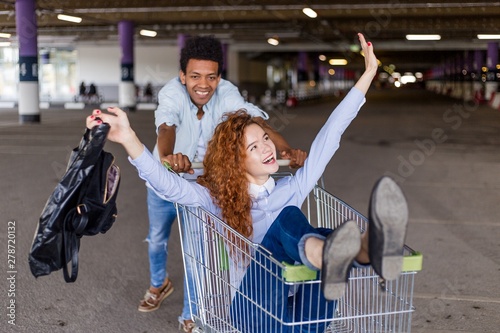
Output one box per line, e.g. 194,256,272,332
180,59,221,109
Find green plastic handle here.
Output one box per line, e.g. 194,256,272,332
282,251,423,282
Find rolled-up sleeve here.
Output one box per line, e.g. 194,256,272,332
154,79,185,131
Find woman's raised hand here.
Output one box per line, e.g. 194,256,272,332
86,107,144,159
358,33,378,74
86,107,133,144
354,33,379,94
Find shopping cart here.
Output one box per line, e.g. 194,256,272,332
176,173,422,333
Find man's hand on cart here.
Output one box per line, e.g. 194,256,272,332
161,153,194,174
280,148,307,169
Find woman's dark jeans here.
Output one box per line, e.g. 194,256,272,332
231,206,337,333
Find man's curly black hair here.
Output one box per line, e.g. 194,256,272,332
180,35,224,76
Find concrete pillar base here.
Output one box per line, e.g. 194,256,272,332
20,114,41,123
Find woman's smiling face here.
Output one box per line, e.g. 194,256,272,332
243,123,279,185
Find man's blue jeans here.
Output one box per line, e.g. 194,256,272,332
231,206,337,333
146,187,196,320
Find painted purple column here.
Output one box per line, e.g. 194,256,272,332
119,20,134,82
487,42,498,70
221,42,228,79
177,33,187,72
445,58,452,80
485,42,499,98
455,53,463,81
473,50,484,74
16,0,40,123
318,63,328,80
461,51,474,101
472,49,486,100
177,33,187,50
312,55,320,82
464,51,473,75
118,20,136,110
297,51,308,82
336,68,344,81
487,42,499,83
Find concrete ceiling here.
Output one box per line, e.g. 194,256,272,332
1,1,499,73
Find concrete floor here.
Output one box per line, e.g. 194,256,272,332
1,86,499,332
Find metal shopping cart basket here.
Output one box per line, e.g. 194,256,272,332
176,184,422,333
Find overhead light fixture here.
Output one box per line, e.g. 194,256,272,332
0,33,11,38
329,59,348,66
302,7,317,18
401,73,417,84
267,37,279,46
0,42,11,47
57,14,82,23
140,29,157,37
406,34,441,41
477,34,500,40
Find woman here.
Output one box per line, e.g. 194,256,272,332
87,33,408,332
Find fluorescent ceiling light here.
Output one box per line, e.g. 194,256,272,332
57,14,82,23
302,7,317,18
140,29,157,37
406,34,441,41
329,59,348,66
0,42,11,47
267,37,279,46
0,33,11,38
401,73,416,84
477,34,500,40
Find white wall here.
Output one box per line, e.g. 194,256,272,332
134,46,180,86
76,45,121,85
75,44,180,101
76,44,179,85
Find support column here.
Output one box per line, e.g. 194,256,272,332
16,0,39,123
118,20,136,111
487,42,499,73
296,52,310,98
297,52,308,83
227,45,240,85
485,42,499,100
221,42,228,79
473,49,485,102
177,34,187,49
463,51,474,101
177,33,187,64
452,53,462,98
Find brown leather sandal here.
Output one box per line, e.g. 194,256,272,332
137,279,174,313
179,319,195,333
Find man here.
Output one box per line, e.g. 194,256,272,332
139,35,306,332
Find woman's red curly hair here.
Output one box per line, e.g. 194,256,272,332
197,110,258,240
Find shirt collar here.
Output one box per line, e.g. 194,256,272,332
189,91,215,115
248,176,275,198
